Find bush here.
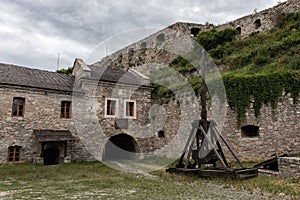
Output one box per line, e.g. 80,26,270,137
253,55,271,66
196,28,239,51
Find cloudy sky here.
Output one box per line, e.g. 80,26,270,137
0,0,281,71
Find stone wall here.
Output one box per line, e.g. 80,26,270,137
223,96,300,161
220,0,300,38
72,73,170,160
150,94,300,161
0,85,93,163
278,156,300,179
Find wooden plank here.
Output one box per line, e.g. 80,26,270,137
212,126,244,168
198,126,229,170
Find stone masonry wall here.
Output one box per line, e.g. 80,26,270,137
220,0,300,38
73,76,172,160
223,96,300,161
0,85,93,163
278,156,300,179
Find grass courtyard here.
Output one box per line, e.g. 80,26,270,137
0,162,299,199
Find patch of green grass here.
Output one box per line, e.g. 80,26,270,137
224,176,300,196
0,162,299,199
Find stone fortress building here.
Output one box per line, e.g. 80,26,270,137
0,0,299,164
0,60,155,164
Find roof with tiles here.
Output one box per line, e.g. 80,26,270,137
0,62,147,92
0,63,74,92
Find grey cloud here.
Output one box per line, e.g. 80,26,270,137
0,0,281,70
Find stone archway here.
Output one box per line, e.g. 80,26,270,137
103,134,138,161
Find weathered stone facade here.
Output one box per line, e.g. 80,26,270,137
0,85,92,163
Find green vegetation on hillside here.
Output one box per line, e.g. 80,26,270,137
152,11,300,125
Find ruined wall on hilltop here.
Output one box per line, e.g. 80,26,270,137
220,0,300,38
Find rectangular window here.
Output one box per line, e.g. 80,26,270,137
241,125,259,137
105,98,118,117
125,100,136,118
12,97,25,117
61,101,71,118
8,146,21,162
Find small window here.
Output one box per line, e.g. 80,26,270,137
105,98,118,117
8,146,21,162
61,101,71,118
191,27,201,37
158,130,165,138
254,19,261,29
125,100,136,118
12,97,25,117
236,27,242,34
241,125,259,137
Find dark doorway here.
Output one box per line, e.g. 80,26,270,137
103,134,138,161
43,147,60,165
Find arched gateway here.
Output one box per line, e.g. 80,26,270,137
103,134,138,161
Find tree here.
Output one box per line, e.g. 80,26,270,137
56,67,73,75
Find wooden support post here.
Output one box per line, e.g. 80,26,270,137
199,126,229,170
212,126,244,168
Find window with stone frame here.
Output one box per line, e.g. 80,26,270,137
105,98,118,117
61,101,71,118
125,100,136,118
12,97,25,117
8,146,21,162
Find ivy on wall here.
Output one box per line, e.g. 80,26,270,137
223,71,300,125
151,11,300,125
